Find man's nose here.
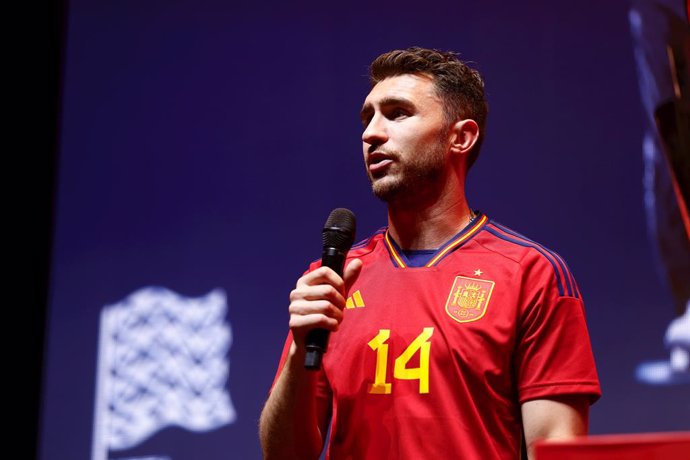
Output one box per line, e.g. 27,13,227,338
362,114,387,145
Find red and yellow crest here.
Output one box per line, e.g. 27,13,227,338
445,275,495,323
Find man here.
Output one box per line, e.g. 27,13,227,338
259,47,601,459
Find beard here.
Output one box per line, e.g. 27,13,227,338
368,140,447,204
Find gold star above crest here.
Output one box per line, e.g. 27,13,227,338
474,269,483,276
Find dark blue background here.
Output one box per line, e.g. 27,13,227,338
40,1,689,459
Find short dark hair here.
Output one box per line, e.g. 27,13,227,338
369,47,488,169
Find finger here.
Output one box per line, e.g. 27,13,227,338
289,299,344,323
296,266,345,292
343,258,363,293
289,284,346,309
289,312,340,332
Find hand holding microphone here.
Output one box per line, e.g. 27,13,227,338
287,208,360,370
305,209,357,369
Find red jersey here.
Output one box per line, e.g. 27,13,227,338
274,213,601,459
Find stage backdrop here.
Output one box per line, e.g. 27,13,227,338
40,1,689,459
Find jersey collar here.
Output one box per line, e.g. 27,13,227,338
383,212,489,268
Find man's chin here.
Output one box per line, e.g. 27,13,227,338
371,178,402,202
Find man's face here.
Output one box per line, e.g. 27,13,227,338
360,74,450,203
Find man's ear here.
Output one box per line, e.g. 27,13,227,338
448,118,479,156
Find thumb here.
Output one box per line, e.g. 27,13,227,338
343,258,363,294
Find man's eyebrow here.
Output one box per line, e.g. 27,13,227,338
360,102,373,120
378,96,414,108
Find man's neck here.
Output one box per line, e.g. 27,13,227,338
386,190,473,250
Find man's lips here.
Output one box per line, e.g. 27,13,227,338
367,152,394,174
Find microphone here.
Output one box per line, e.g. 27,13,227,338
304,208,357,370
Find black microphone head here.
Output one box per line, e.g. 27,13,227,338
322,208,356,250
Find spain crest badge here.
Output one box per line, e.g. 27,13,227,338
445,275,495,323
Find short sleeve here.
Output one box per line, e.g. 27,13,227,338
515,256,601,405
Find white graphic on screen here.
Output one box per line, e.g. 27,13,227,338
636,302,690,385
92,287,236,460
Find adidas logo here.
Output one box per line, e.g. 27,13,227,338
345,290,365,309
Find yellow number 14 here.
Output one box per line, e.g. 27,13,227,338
367,327,434,394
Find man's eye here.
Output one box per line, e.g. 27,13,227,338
391,109,408,119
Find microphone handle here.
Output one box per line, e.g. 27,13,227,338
304,246,347,370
